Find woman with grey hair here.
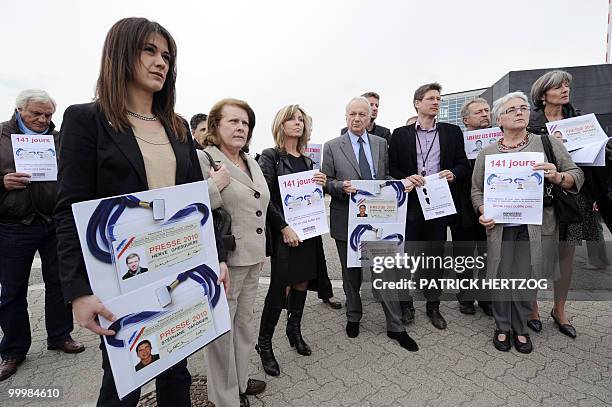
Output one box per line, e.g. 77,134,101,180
472,91,583,353
527,70,606,338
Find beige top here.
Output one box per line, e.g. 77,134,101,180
133,128,176,189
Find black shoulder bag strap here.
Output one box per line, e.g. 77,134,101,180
203,150,236,251
540,135,583,224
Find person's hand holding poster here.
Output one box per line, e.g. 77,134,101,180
11,134,57,180
463,127,502,159
71,181,230,399
415,174,457,220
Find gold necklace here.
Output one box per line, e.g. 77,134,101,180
133,133,170,146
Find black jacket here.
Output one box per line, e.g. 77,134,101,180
257,147,333,304
389,122,469,224
55,102,224,303
341,122,392,144
0,112,59,225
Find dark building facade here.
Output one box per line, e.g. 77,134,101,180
479,64,612,135
439,89,487,130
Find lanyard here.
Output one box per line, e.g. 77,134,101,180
106,264,220,348
350,180,407,207
85,194,222,348
349,224,404,252
415,126,438,176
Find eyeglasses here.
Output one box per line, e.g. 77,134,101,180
503,106,530,115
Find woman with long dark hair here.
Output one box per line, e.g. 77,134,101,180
55,18,228,406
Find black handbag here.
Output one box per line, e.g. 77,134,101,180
203,151,236,251
541,135,583,224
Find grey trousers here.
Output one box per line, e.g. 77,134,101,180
335,240,403,332
204,262,262,407
492,226,533,334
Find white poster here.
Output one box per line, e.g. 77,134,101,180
545,113,608,153
304,143,322,169
484,152,545,225
347,180,408,267
415,174,457,220
463,127,502,159
71,182,230,399
277,169,329,240
11,134,57,181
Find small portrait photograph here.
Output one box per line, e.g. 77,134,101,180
356,204,368,217
133,339,160,372
553,130,568,143
489,137,498,144
122,252,149,281
471,139,483,153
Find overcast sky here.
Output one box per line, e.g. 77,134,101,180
1,0,609,153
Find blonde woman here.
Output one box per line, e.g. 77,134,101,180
256,105,328,376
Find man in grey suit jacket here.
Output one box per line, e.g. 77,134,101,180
323,97,418,352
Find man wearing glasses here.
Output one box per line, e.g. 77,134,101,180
389,83,469,330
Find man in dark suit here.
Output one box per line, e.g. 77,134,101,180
389,82,469,330
323,96,417,351
341,92,392,144
451,98,493,316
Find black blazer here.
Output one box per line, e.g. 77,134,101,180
55,102,208,303
389,122,469,224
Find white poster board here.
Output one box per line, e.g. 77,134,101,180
11,134,57,181
347,180,408,267
415,174,457,220
71,181,230,399
484,153,545,225
277,169,329,240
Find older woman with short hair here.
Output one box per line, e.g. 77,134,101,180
471,91,583,354
198,98,283,407
527,70,607,338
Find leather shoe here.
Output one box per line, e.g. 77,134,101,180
426,308,447,330
387,331,418,352
401,307,415,325
346,321,359,338
0,357,25,381
513,333,533,354
478,301,493,316
458,301,476,315
322,298,342,310
239,392,250,407
244,378,266,395
47,338,85,354
526,318,542,332
493,330,511,352
551,310,577,338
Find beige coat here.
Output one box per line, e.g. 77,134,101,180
471,134,584,279
198,146,271,267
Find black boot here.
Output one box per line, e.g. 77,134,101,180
286,289,311,356
256,302,281,376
